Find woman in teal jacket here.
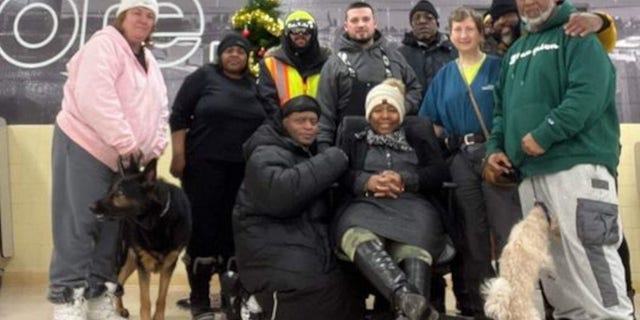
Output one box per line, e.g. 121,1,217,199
419,7,521,318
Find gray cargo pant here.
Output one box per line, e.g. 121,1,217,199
519,164,633,319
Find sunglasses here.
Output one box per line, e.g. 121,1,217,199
288,27,311,36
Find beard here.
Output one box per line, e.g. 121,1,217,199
353,35,373,44
521,2,556,32
347,30,375,44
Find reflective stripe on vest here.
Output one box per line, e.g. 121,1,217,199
264,57,320,106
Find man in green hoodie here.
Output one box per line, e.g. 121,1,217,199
485,0,634,319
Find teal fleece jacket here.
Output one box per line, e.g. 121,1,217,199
486,1,620,177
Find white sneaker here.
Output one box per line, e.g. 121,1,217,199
53,287,87,320
87,282,126,320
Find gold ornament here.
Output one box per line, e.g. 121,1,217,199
248,51,260,77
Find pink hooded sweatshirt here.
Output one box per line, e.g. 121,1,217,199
56,25,168,171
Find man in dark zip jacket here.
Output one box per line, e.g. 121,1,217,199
398,0,456,98
232,95,364,319
316,1,422,150
485,1,633,319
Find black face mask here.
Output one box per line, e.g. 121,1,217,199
283,30,321,73
286,33,312,55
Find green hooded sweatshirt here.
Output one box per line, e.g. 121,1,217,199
486,1,619,177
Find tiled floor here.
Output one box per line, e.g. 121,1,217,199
0,279,194,320
0,274,637,319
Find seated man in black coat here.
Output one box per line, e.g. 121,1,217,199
232,95,365,320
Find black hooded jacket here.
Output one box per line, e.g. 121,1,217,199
232,122,349,293
316,31,423,146
398,32,457,96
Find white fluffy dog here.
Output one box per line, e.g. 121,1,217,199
483,205,553,320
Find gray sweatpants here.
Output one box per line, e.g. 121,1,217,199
48,126,121,303
519,164,633,319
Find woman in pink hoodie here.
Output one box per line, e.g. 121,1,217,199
48,1,167,319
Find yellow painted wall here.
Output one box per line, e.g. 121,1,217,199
2,124,640,288
2,125,186,283
619,125,640,287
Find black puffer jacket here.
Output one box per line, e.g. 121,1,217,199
232,123,349,293
398,32,457,97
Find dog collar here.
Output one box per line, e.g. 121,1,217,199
159,195,171,218
534,201,551,224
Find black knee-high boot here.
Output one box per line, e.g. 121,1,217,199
402,258,438,320
354,240,427,320
429,273,446,313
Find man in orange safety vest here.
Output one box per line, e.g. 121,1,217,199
258,10,331,117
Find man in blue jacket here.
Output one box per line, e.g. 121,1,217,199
485,0,634,318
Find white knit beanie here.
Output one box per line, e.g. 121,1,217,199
365,78,406,124
116,0,159,21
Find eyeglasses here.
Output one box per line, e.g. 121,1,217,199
288,27,311,36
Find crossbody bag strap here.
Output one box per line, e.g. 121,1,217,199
379,47,393,79
338,51,357,78
337,48,393,79
457,59,491,140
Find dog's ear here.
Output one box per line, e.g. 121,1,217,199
118,155,142,175
118,156,127,177
143,158,158,183
129,154,139,170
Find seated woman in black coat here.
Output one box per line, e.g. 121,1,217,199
335,78,449,320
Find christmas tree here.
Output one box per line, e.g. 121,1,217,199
232,0,284,76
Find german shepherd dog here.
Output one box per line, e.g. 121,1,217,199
91,157,191,320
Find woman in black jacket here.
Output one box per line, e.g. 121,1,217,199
233,96,364,320
335,79,449,320
169,33,267,319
